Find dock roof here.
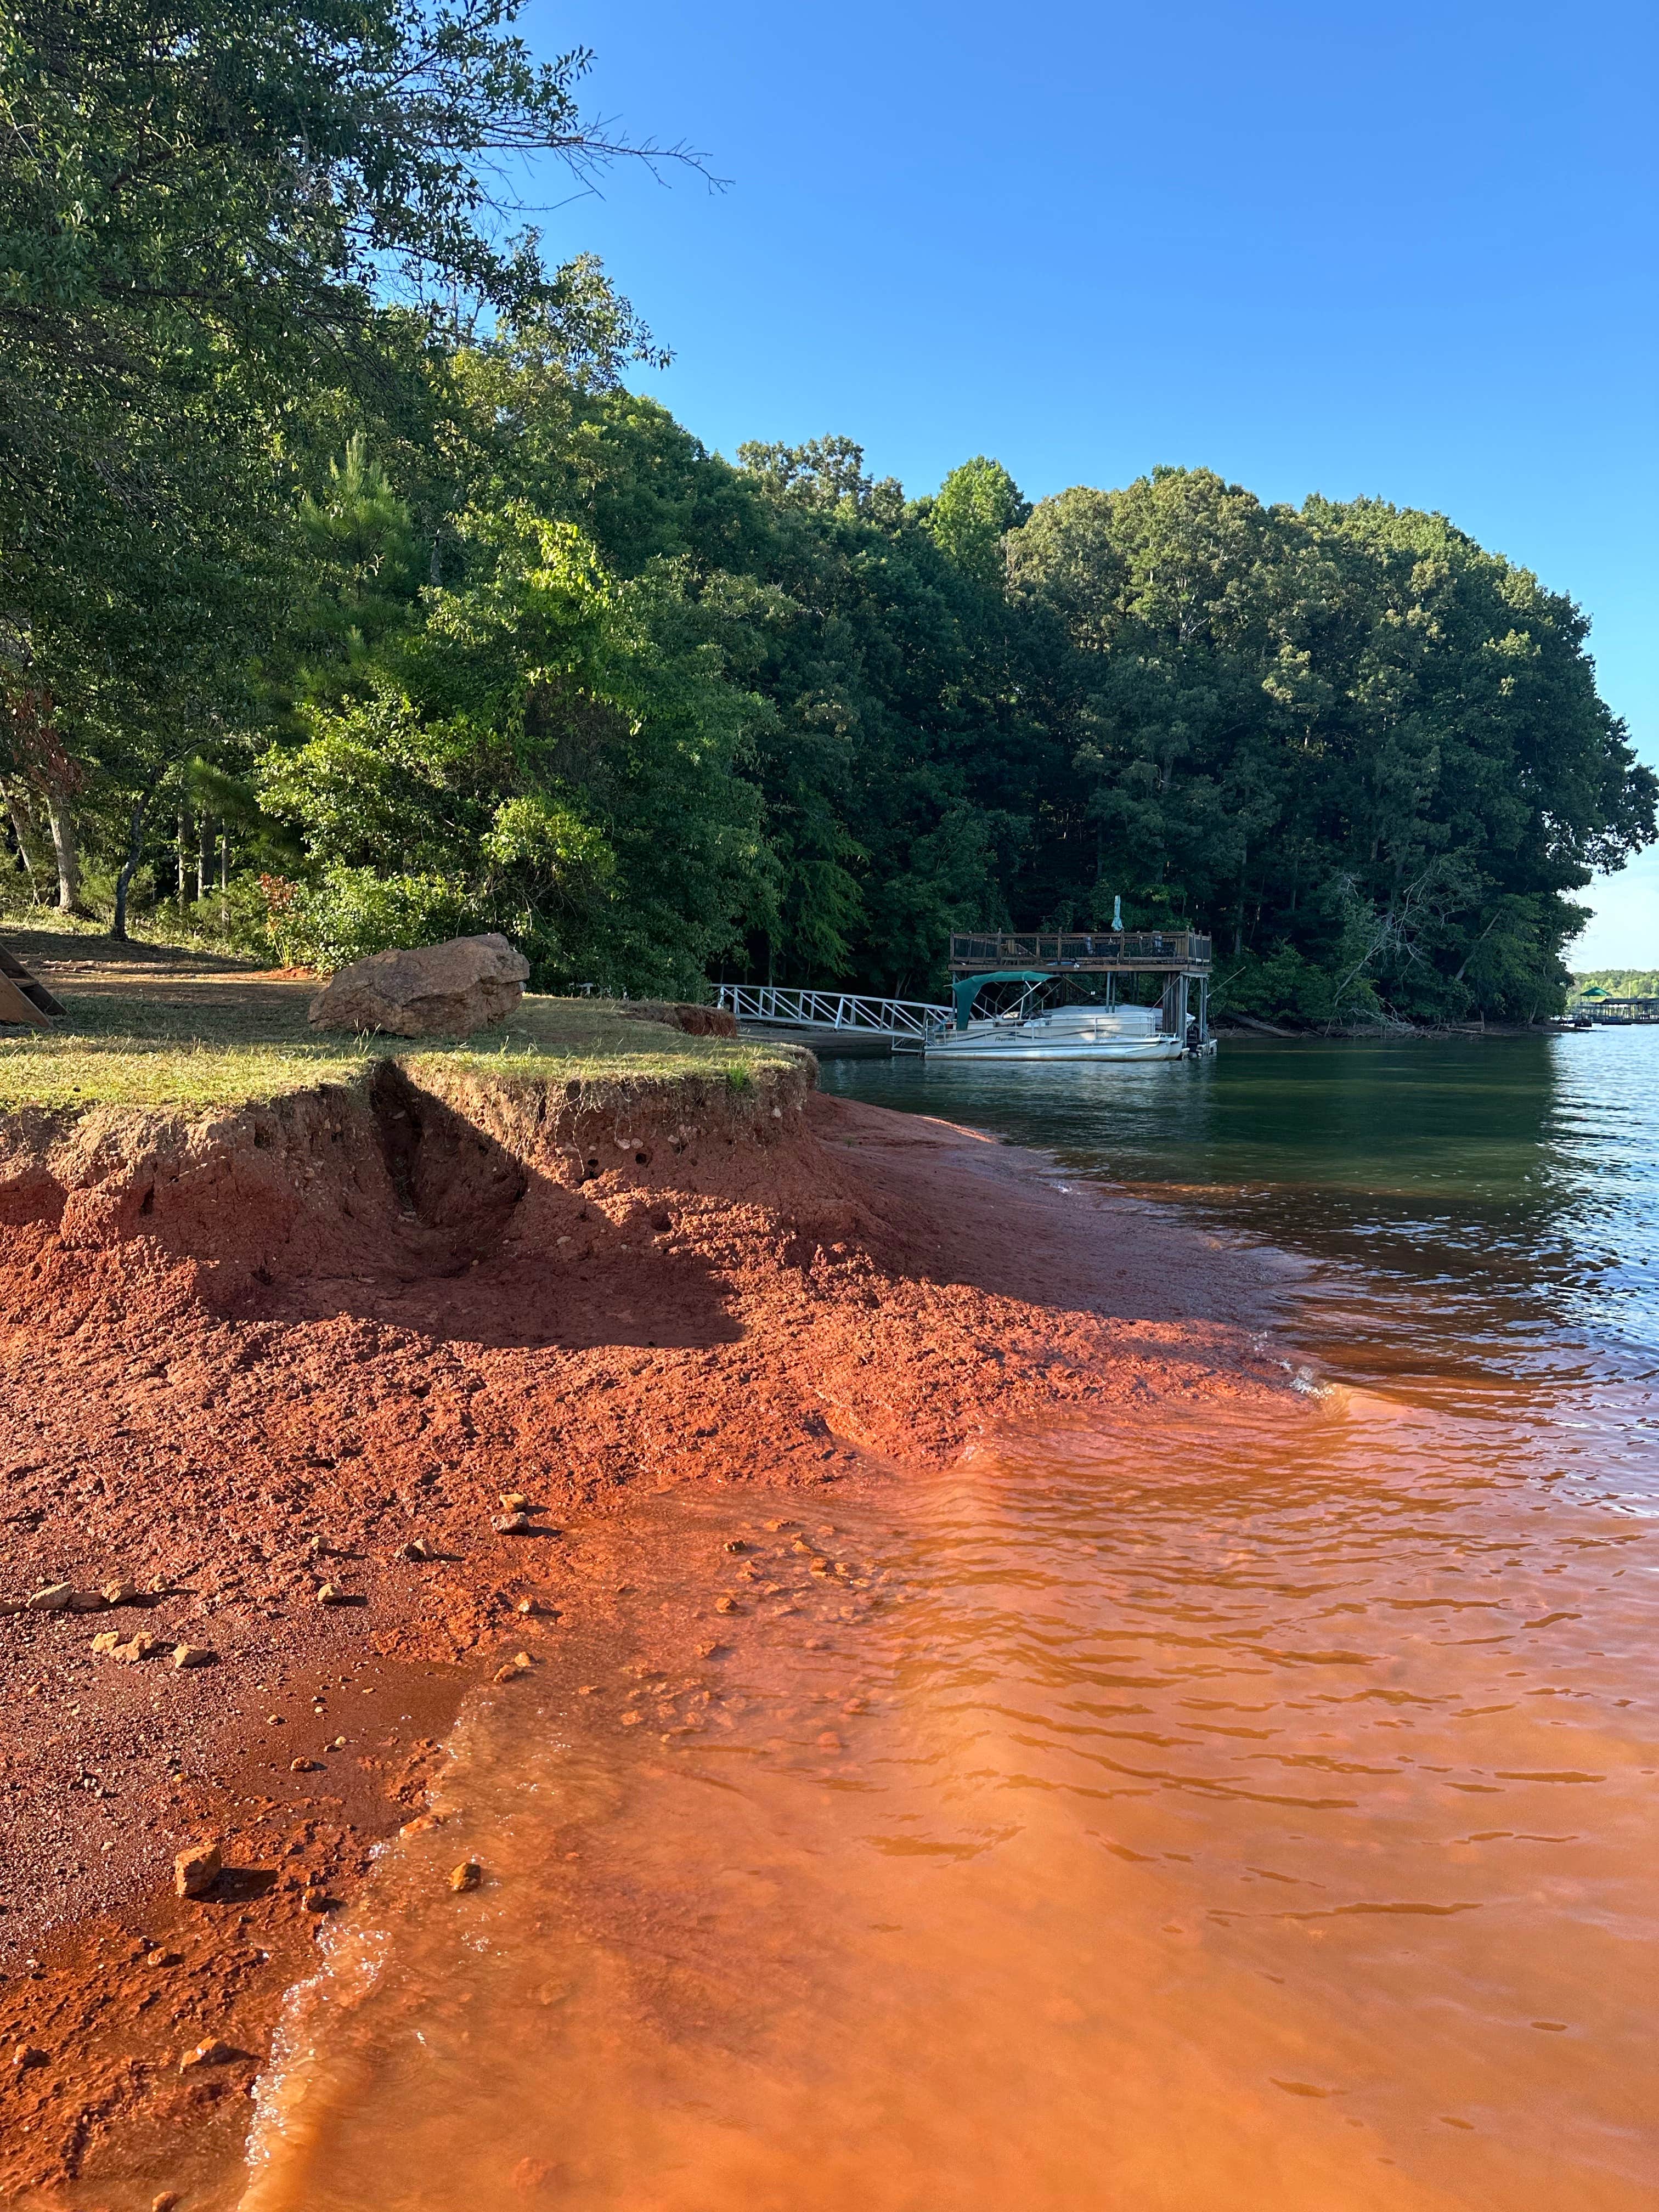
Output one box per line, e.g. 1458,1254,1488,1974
949,930,1211,977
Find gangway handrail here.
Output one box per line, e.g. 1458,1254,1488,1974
718,984,955,1039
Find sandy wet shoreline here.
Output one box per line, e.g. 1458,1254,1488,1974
0,1082,1291,2205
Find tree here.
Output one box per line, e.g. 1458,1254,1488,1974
257,497,772,990
1006,466,1657,1022
0,0,681,932
924,457,1030,586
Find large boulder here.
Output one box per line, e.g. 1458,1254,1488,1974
308,934,530,1038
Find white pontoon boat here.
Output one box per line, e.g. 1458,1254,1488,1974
922,930,1217,1063
923,1000,1208,1062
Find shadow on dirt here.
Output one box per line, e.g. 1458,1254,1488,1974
238,1062,747,1352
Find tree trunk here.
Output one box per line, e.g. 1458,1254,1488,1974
44,779,80,912
196,810,211,902
3,785,40,902
177,807,188,910
112,796,152,944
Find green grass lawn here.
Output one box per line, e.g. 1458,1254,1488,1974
0,929,793,1114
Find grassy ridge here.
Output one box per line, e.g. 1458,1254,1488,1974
0,962,794,1115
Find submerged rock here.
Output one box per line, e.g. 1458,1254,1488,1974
308,933,529,1038
449,1859,483,1892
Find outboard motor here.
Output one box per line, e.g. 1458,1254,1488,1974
1184,1016,1201,1057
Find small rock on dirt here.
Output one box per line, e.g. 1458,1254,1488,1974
174,1840,222,1898
172,1643,216,1668
493,1651,534,1683
66,1587,111,1612
450,1860,483,1893
12,2044,47,2070
315,1583,352,1605
499,1491,531,1511
91,1630,122,1656
25,1584,74,1612
112,1634,165,1663
492,1511,532,1534
101,1579,144,1606
397,1539,432,1561
290,1757,320,1774
179,2039,238,2071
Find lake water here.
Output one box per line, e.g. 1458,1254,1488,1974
236,1032,1659,2211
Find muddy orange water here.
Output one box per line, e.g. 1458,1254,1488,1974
241,1035,1658,2209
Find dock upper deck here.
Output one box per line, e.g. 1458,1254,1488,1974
949,930,1212,977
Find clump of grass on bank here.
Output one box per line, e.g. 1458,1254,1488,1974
0,970,794,1116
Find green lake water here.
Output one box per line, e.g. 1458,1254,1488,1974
822,1029,1659,1506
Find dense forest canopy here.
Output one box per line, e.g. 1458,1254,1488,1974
4,2,1653,1023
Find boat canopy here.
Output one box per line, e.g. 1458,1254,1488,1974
951,970,1053,1031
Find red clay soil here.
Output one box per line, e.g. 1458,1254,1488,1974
0,1065,1293,2207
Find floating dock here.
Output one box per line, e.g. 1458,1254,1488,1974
719,930,1215,1056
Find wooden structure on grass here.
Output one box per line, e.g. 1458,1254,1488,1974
0,940,66,1026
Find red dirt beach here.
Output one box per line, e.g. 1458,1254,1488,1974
0,1053,1288,2207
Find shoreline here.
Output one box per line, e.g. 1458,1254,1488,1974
1,1075,1296,2206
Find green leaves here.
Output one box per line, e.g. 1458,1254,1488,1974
1009,467,1656,1021
0,0,670,937
926,458,1029,587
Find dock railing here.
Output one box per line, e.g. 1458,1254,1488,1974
718,984,955,1041
949,930,1211,972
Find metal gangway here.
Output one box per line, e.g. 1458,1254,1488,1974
718,983,953,1053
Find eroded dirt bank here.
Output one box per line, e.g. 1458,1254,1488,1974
0,1060,1290,2205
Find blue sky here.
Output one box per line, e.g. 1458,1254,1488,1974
524,0,1657,963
